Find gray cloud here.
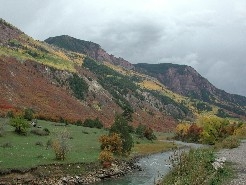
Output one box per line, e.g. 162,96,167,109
0,0,246,96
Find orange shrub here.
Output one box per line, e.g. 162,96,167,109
99,133,123,155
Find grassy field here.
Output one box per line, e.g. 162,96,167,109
0,118,174,171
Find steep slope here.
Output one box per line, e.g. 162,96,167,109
44,35,194,120
0,19,179,131
45,35,134,70
44,34,246,120
134,63,246,118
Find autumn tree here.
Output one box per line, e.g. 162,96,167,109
199,116,230,144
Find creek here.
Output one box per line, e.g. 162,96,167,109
96,141,204,185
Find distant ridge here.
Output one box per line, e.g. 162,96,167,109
45,35,134,70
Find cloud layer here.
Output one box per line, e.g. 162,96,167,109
0,0,246,96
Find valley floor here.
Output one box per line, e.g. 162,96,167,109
217,140,246,185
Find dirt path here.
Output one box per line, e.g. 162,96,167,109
217,140,246,185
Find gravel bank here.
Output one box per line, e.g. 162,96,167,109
217,140,246,185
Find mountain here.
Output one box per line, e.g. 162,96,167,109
0,19,183,131
134,63,246,118
0,18,245,132
45,35,246,119
45,35,134,70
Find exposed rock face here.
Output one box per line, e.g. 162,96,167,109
156,66,215,98
45,35,135,70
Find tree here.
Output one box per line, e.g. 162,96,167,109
24,108,34,121
199,116,230,144
136,124,157,140
10,117,30,135
175,123,190,140
109,115,133,155
122,106,133,122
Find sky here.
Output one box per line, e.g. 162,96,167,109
0,0,246,96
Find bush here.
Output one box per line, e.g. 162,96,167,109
51,129,71,160
233,123,246,138
83,118,103,129
98,149,114,163
186,124,203,143
162,148,231,185
200,117,230,144
216,136,240,149
10,117,30,135
99,133,123,155
31,128,50,136
35,141,44,147
144,127,157,141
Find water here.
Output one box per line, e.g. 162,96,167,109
96,141,204,185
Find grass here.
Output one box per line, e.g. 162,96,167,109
0,118,175,171
132,141,176,155
161,148,233,185
0,118,107,170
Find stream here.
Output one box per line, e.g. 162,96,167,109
96,141,205,185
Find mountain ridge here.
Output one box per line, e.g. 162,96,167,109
45,35,134,70
45,35,246,119
0,18,245,132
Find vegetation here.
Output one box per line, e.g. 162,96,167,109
99,133,123,155
0,118,174,170
148,90,190,119
174,116,244,148
9,116,30,135
67,73,88,100
233,123,246,139
83,57,143,119
215,136,240,149
109,115,134,155
82,118,103,129
135,63,187,75
31,128,50,136
194,102,212,112
135,124,157,141
161,148,232,185
51,129,71,160
23,108,35,121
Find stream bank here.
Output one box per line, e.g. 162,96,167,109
0,141,204,185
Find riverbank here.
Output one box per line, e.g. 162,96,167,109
0,160,141,185
0,139,175,184
217,140,246,185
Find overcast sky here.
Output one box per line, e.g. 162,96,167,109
0,0,246,96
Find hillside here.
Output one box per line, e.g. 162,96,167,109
134,63,246,118
0,18,184,131
45,35,134,70
46,35,246,120
1,18,245,133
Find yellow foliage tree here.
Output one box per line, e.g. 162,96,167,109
198,116,229,144
175,123,190,139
